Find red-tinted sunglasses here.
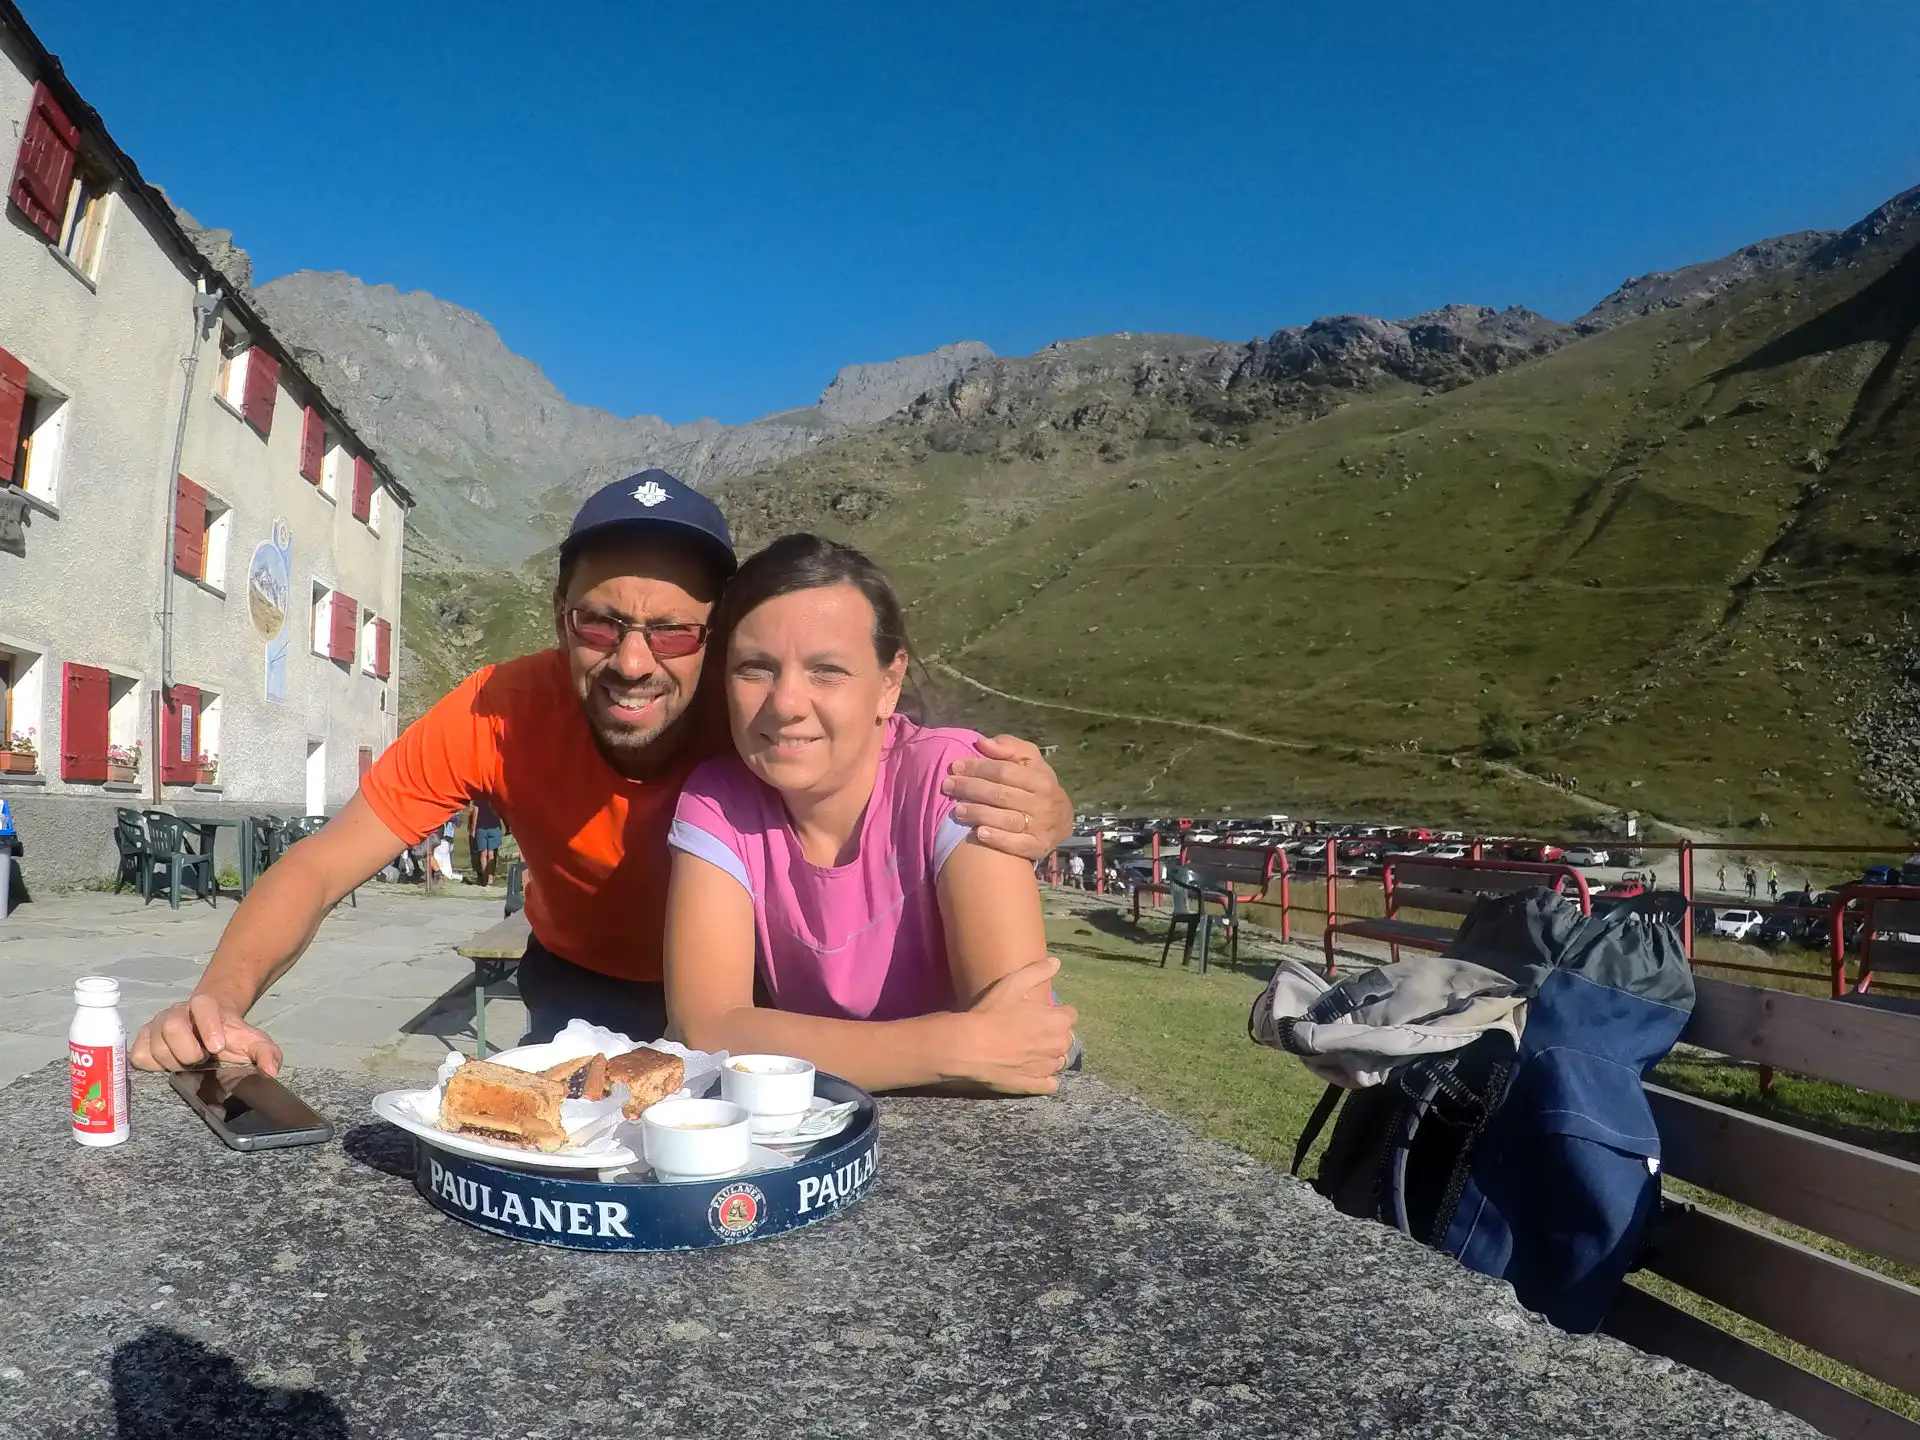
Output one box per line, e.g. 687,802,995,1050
564,608,709,658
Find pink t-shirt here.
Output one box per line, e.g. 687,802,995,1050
667,716,978,1021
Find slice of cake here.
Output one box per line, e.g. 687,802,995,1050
607,1048,686,1119
539,1052,610,1101
440,1060,570,1152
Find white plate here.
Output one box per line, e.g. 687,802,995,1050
371,1088,640,1172
749,1097,860,1148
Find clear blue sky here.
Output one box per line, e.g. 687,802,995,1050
31,1,1920,426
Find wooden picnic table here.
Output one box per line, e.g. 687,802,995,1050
454,909,530,1056
0,1064,1817,1438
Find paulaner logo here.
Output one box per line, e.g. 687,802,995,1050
426,1156,634,1238
795,1149,876,1214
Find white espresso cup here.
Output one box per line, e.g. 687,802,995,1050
640,1098,750,1180
721,1055,817,1137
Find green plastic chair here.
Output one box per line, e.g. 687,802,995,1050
141,812,215,910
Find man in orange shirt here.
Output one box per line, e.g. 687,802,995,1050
131,471,1076,1089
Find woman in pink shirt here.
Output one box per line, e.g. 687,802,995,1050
663,533,1077,1093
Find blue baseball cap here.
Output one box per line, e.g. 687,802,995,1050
561,469,736,579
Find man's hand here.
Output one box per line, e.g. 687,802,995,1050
955,956,1078,1094
944,734,1074,861
132,995,284,1077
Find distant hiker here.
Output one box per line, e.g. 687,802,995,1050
1717,864,1728,893
1069,852,1086,889
1745,867,1758,900
1767,872,1779,902
469,796,506,888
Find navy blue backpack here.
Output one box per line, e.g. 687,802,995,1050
1294,890,1694,1332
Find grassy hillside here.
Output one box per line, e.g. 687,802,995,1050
396,232,1920,844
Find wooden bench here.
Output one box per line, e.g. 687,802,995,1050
1604,975,1920,1437
454,909,530,1057
1322,855,1592,975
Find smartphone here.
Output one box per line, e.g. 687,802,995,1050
169,1064,334,1152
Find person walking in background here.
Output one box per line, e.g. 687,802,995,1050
469,796,506,888
1767,868,1779,902
1745,867,1758,900
1068,852,1086,890
1717,863,1728,893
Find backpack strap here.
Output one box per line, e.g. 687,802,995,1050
1291,1082,1345,1176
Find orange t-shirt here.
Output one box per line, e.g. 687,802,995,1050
360,649,723,982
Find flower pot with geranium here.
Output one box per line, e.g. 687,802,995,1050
106,741,141,784
196,751,218,786
0,729,35,774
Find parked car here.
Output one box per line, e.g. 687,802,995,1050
1511,842,1565,862
1429,845,1471,861
1597,879,1647,901
1564,846,1610,867
1713,909,1764,940
1860,864,1903,887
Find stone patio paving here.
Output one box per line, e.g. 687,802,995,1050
0,884,523,1088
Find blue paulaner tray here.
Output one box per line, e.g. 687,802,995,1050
412,1072,878,1251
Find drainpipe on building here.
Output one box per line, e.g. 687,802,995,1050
151,283,223,802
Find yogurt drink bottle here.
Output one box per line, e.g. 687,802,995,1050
69,977,129,1147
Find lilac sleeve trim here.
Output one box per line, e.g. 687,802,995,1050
933,813,972,874
667,818,751,896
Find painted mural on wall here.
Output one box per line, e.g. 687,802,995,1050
248,518,293,703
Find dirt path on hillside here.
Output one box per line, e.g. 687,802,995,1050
929,657,1625,816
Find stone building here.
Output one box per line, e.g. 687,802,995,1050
0,0,410,887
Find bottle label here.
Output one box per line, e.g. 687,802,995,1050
70,1042,119,1133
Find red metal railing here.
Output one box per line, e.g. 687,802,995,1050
1048,831,1920,998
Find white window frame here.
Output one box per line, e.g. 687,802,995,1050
56,160,112,279
0,643,45,765
198,493,233,595
105,672,141,753
367,485,385,535
215,326,253,410
319,439,347,503
310,582,334,657
9,373,69,507
196,689,222,779
359,610,380,676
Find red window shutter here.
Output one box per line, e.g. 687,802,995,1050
374,618,392,679
9,82,78,243
299,406,325,483
160,683,198,783
351,456,374,522
59,663,109,782
241,349,279,435
330,592,358,662
0,346,27,484
173,474,206,578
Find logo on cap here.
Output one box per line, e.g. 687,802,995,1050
632,480,670,508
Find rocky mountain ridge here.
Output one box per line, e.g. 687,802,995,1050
195,184,1920,580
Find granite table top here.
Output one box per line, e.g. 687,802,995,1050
0,1066,1813,1439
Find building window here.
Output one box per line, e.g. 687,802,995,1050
0,646,45,772
0,350,68,505
358,611,393,679
59,662,140,783
214,326,279,435
199,691,222,783
172,476,229,591
368,486,386,535
320,439,348,503
55,156,111,278
311,583,358,664
215,326,250,407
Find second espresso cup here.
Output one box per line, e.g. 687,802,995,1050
640,1098,751,1180
721,1055,817,1136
